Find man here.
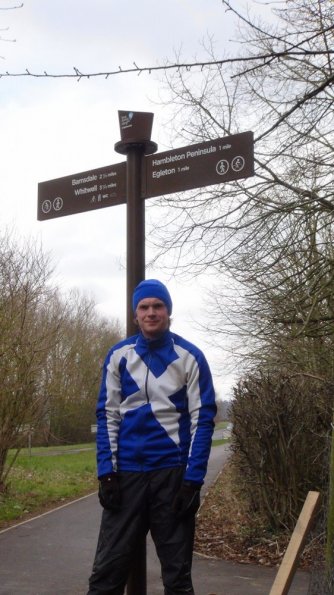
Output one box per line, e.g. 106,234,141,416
88,279,216,595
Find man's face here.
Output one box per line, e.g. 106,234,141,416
135,297,169,339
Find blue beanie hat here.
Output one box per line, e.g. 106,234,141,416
133,279,173,315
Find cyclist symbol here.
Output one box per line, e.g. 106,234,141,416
231,156,245,172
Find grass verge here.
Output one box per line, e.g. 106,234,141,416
0,444,97,528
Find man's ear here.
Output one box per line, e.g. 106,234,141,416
133,317,139,326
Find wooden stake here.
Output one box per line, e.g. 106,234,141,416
269,491,321,595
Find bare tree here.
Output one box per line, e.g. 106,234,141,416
150,0,333,283
41,291,122,445
0,231,124,488
204,209,334,375
0,232,61,490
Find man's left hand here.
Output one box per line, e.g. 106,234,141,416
172,481,201,518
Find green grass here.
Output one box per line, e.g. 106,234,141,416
215,421,229,429
212,438,229,446
0,445,97,527
212,420,232,446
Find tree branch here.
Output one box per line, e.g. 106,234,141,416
0,49,333,80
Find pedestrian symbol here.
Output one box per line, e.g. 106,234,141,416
216,160,229,175
53,197,63,211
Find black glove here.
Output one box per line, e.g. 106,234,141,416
98,473,121,511
172,481,201,518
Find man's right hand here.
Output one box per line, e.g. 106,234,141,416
98,473,121,510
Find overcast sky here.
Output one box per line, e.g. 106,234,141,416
0,0,269,399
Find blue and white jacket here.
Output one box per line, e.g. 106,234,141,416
96,330,217,485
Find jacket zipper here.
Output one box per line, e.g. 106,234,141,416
144,352,152,403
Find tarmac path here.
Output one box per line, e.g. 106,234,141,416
0,444,310,595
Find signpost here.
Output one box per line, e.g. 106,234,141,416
37,111,254,595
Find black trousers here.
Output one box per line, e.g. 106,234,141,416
87,467,196,595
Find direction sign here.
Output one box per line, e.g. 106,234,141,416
37,161,126,221
142,131,253,199
37,131,254,220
